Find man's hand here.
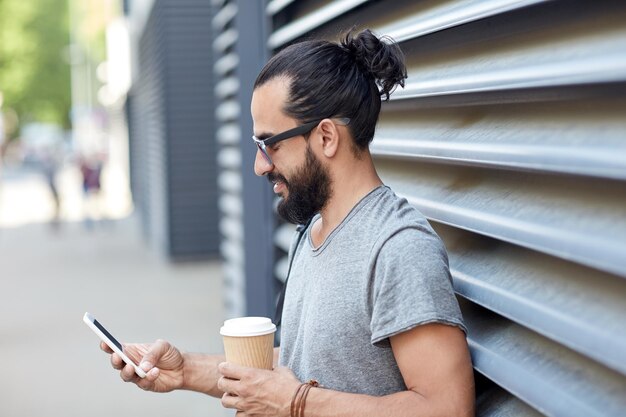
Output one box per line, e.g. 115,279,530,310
217,363,301,417
100,339,184,393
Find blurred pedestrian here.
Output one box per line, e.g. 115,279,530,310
40,148,61,229
80,154,103,229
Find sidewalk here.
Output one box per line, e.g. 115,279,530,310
0,168,231,416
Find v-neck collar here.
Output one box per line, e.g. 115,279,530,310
307,185,387,255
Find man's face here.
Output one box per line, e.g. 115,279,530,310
251,78,332,224
271,144,331,224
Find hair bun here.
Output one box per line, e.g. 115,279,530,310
340,29,407,100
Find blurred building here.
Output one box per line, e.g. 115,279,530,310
125,0,220,260
125,0,626,415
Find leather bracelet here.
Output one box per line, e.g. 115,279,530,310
291,380,319,417
301,380,319,417
291,383,307,417
299,384,312,417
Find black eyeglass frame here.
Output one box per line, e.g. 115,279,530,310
252,117,350,165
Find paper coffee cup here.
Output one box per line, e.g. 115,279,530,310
220,317,276,369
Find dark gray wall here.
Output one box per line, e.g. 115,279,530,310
128,0,220,260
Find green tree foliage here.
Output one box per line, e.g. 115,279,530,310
0,0,72,135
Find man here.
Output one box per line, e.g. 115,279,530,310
102,29,475,416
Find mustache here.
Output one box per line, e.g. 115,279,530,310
268,173,288,186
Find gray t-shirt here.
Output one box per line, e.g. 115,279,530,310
278,185,466,396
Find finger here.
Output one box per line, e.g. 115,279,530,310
110,353,124,370
217,376,241,396
135,372,157,391
100,341,113,353
138,339,171,372
120,343,145,367
221,392,241,410
218,361,251,380
146,367,160,381
120,363,140,382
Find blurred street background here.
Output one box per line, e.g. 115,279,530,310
0,143,228,416
0,202,227,416
0,0,229,415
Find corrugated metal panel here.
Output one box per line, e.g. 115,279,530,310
268,0,626,415
214,0,277,319
477,386,546,417
436,223,626,376
129,2,168,252
127,0,219,260
373,102,626,180
164,1,219,259
374,0,549,43
215,99,245,317
266,0,296,16
464,299,626,417
267,0,371,48
233,0,279,319
213,0,244,318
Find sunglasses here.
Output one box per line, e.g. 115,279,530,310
252,118,350,165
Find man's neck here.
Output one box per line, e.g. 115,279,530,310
311,153,382,247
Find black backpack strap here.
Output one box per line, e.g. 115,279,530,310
274,218,312,327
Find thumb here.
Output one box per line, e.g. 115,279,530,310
140,339,172,372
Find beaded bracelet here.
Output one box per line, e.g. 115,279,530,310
291,379,319,417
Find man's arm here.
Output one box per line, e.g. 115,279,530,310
184,346,279,395
102,340,225,398
218,323,474,417
304,323,474,417
179,352,225,397
104,340,282,398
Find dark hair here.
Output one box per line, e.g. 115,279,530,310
254,29,407,152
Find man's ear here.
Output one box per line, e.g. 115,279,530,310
316,119,340,158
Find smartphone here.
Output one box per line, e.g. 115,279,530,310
83,312,147,378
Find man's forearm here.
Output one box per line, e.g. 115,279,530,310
181,352,225,398
305,387,466,417
180,347,280,398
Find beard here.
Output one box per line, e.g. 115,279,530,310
269,145,332,225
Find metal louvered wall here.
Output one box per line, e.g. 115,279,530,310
129,2,167,253
127,0,219,260
213,0,246,318
268,1,626,416
212,0,275,318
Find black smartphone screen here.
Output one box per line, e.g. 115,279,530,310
93,318,123,351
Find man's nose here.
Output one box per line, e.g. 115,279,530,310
254,148,273,176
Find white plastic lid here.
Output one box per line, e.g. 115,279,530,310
220,317,276,337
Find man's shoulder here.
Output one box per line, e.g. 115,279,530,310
365,186,433,232
362,186,445,254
